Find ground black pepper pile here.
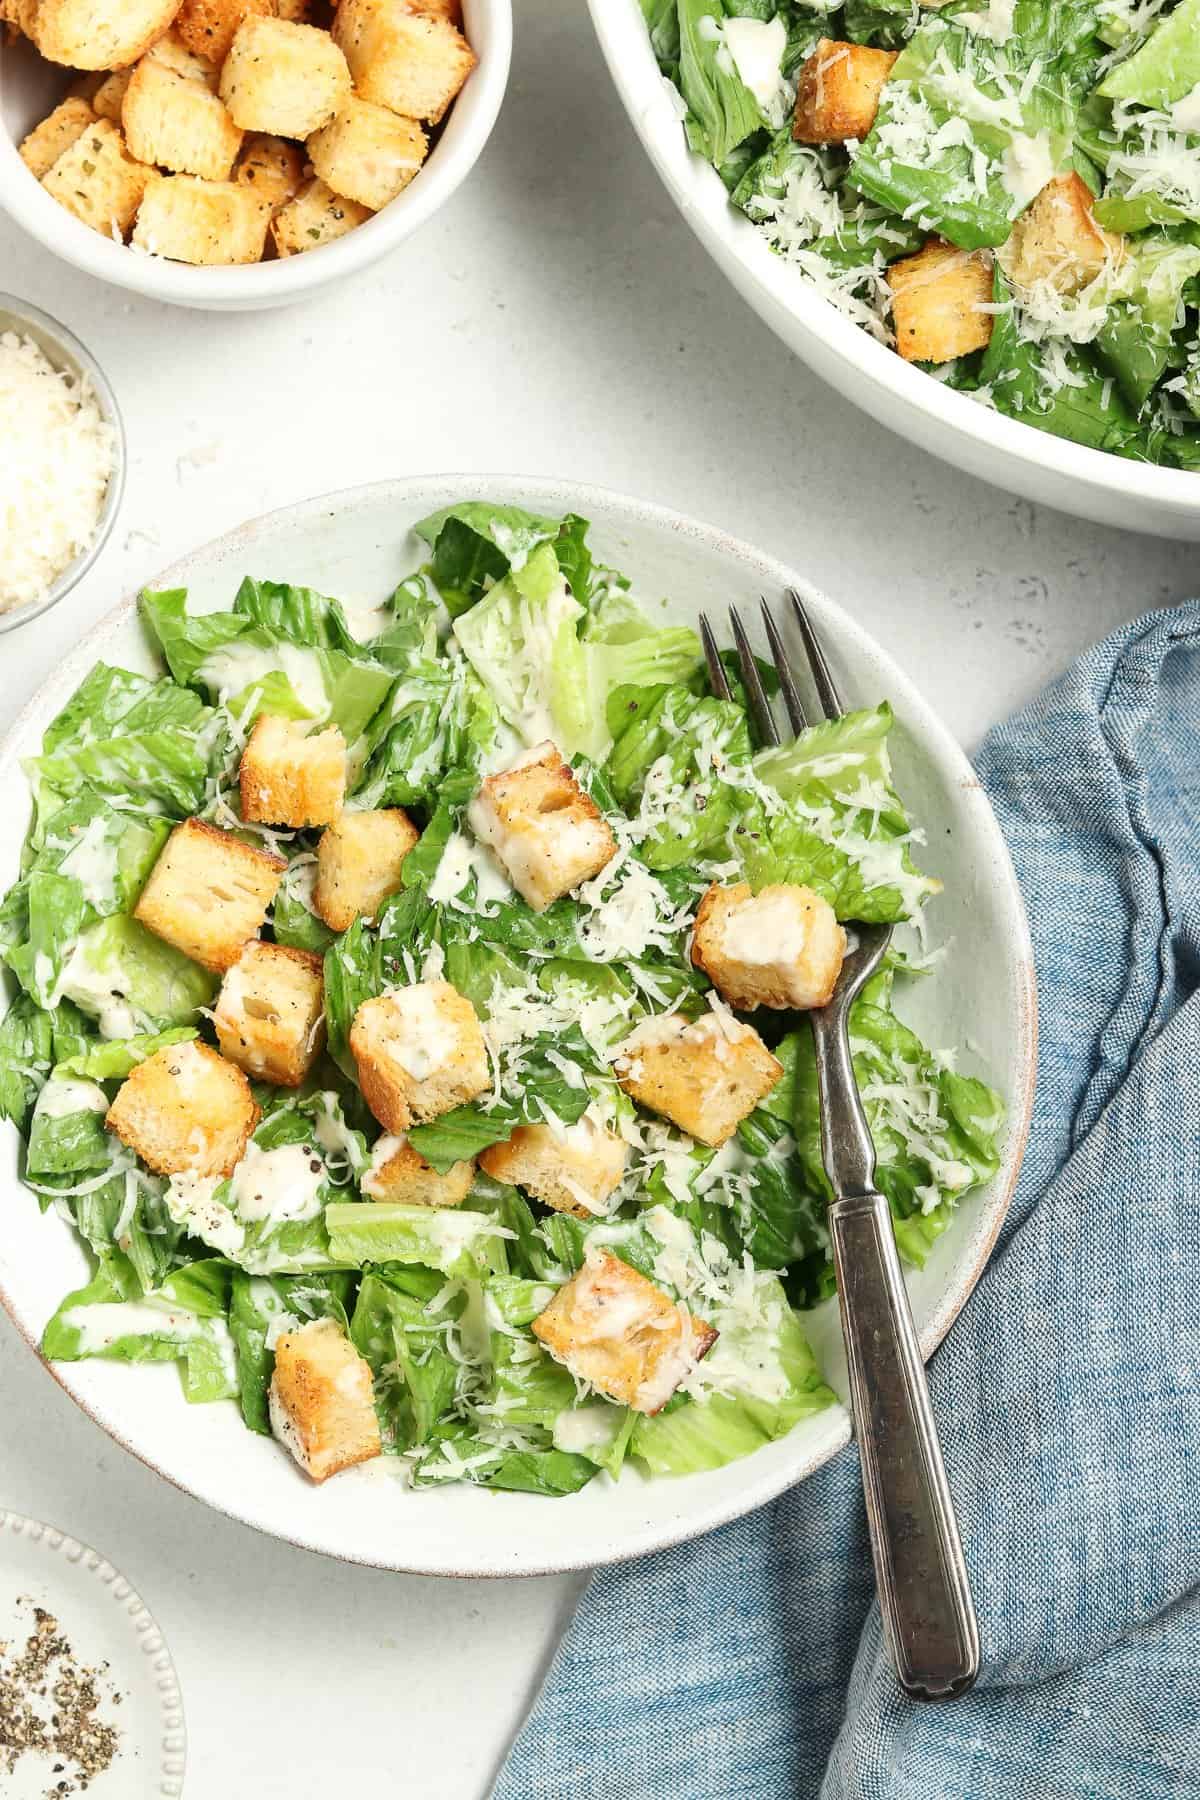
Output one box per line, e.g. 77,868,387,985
0,1597,121,1795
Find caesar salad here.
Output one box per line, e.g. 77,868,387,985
641,0,1200,468
0,503,1003,1495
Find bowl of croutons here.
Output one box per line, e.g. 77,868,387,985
0,0,510,308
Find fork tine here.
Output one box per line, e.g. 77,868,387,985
760,599,808,738
699,613,733,704
729,607,780,748
788,588,844,720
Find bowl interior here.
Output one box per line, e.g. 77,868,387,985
0,476,1035,1575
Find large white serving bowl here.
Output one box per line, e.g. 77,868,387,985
588,0,1200,541
0,476,1036,1575
0,0,510,312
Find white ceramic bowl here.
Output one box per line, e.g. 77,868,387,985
587,0,1200,540
0,1,511,312
0,476,1036,1575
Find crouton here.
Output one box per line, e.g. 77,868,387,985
479,1111,628,1220
692,881,846,1012
239,715,348,828
313,807,418,933
33,0,182,67
235,132,305,210
307,95,427,211
106,1040,259,1178
467,742,616,913
123,58,243,180
132,171,271,262
350,982,488,1133
41,121,151,238
273,0,309,17
1004,173,1123,297
213,940,325,1086
616,1009,782,1148
270,176,371,254
19,97,95,179
67,72,107,101
93,71,134,122
134,817,285,973
269,1317,381,1482
533,1249,717,1415
362,1135,475,1206
221,17,352,137
175,0,271,62
332,0,476,125
400,0,462,17
145,26,221,86
2,0,26,39
889,238,994,363
793,39,897,144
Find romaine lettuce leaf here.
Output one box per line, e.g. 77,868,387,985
42,1259,238,1403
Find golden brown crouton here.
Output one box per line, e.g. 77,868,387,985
362,1135,475,1206
19,97,95,180
307,95,427,211
122,58,243,180
221,17,352,137
235,132,305,210
313,807,418,933
350,982,489,1133
145,26,221,86
33,0,183,67
533,1249,717,1414
332,0,476,125
134,817,285,973
1004,173,1123,297
269,1317,381,1482
793,39,897,144
467,742,616,914
67,72,108,101
132,171,272,261
270,176,371,254
106,1040,259,1178
42,120,151,238
213,940,326,1086
479,1112,628,1220
175,0,271,61
91,71,132,121
616,1009,782,1148
692,882,846,1012
239,715,347,829
888,238,993,363
400,0,462,17
273,0,309,17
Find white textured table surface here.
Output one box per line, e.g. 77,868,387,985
2,5,1197,1796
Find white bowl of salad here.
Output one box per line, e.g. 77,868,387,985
590,0,1200,539
0,477,1034,1574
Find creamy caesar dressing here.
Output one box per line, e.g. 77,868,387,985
61,1299,208,1352
428,829,514,906
720,891,813,964
165,1170,246,1256
59,815,119,909
34,1077,108,1119
723,16,792,126
552,1401,622,1457
57,941,141,1039
1002,130,1057,211
199,641,330,719
384,986,461,1081
228,1142,326,1226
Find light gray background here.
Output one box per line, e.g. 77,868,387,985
1,4,1195,1795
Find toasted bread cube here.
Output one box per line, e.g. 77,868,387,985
235,132,305,210
692,882,847,1012
467,743,616,914
42,120,151,238
313,808,418,933
106,1040,259,1178
32,0,181,65
19,97,95,179
239,715,348,828
134,817,285,973
91,70,131,120
273,0,309,18
400,0,462,17
176,0,271,62
145,27,221,86
617,1010,782,1148
332,0,476,125
270,176,371,254
533,1249,717,1415
479,1111,628,1220
307,94,427,211
132,171,271,262
269,1317,381,1482
362,1135,475,1206
1004,173,1123,297
793,38,897,143
221,17,352,136
122,58,243,179
67,72,108,100
350,982,488,1133
889,238,993,363
213,940,325,1086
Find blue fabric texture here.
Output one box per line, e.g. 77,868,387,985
494,606,1200,1800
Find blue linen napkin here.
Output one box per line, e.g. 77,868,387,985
494,605,1200,1800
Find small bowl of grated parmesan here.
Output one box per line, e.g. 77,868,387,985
0,294,125,632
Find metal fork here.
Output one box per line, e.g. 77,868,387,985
700,593,980,1703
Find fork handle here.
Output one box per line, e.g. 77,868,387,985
829,1191,980,1700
